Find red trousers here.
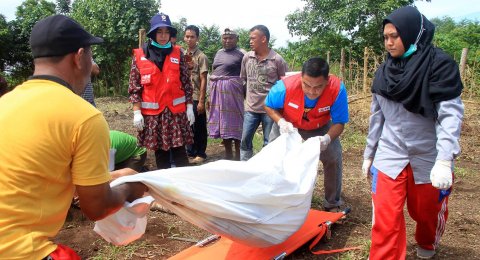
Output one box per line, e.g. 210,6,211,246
369,164,450,260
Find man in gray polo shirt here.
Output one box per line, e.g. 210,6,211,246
239,24,288,161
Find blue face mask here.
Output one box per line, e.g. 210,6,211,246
151,40,172,49
401,13,425,59
401,44,417,58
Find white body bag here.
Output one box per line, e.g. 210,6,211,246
94,132,320,247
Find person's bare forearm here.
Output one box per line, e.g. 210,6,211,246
326,123,344,140
77,182,147,221
132,102,141,111
199,75,207,103
264,105,283,123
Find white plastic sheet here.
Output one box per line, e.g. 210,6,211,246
94,132,320,247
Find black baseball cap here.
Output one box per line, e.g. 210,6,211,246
29,15,103,58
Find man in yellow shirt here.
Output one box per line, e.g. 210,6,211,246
0,15,147,259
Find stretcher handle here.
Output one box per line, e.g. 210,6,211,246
195,234,221,247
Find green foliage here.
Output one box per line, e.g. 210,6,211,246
432,17,480,95
7,0,56,80
172,17,188,44
174,24,222,70
4,0,478,98
285,0,414,60
0,15,12,72
198,24,222,67
432,17,480,63
71,0,159,96
236,28,251,51
55,0,71,15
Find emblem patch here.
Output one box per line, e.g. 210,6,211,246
318,106,331,112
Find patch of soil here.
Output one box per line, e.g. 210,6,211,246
54,96,480,259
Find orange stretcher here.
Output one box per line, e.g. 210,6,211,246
168,208,359,260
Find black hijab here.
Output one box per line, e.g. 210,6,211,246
143,29,173,71
372,6,463,118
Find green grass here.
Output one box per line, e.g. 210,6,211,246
253,132,264,154
207,137,223,146
89,240,150,260
454,166,474,178
341,124,367,150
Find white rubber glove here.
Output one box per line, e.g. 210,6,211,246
430,160,453,190
362,158,373,177
108,149,116,171
133,110,144,131
187,104,195,126
278,118,295,134
319,134,331,151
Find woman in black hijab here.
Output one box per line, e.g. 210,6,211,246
362,6,464,260
372,6,463,118
128,13,194,169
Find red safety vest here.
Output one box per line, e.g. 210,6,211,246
282,73,341,130
133,46,186,115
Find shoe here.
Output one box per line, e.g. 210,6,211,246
192,156,205,164
324,206,342,213
417,247,436,259
323,206,347,223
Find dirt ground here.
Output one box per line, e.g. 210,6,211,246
54,96,480,259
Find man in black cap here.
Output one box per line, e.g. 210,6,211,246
0,15,147,259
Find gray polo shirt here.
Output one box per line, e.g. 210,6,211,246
240,49,288,113
363,94,464,184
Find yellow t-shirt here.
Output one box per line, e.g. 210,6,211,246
0,79,111,259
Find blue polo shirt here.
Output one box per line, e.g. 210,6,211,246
265,79,349,124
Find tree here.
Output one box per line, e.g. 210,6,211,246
0,14,12,72
285,0,419,60
56,0,71,15
7,0,56,81
71,0,158,95
198,24,222,66
432,17,480,64
172,17,188,45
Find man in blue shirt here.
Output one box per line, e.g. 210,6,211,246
265,57,349,211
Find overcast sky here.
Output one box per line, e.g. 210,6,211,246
1,0,479,48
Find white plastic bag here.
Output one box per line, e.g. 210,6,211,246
93,196,154,245
95,132,320,247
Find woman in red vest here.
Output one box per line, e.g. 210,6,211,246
128,13,195,169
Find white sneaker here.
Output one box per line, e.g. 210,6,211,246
417,247,436,259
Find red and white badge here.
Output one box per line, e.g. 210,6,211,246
141,74,152,84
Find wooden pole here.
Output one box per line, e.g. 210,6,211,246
348,49,352,84
326,51,330,64
459,48,469,80
363,47,369,94
139,29,146,48
340,48,345,79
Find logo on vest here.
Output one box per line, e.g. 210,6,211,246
287,102,299,109
141,74,151,84
318,106,330,112
171,57,179,64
